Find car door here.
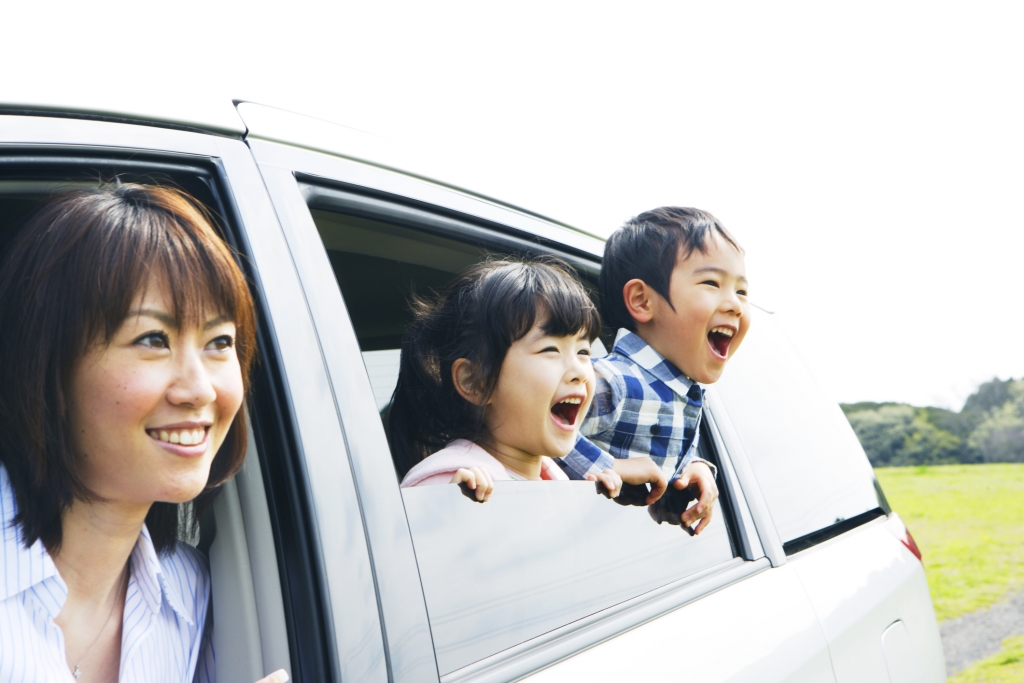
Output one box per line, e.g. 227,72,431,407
0,110,387,683
241,102,838,683
712,314,945,683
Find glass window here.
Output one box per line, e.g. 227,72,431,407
714,308,881,547
309,204,739,674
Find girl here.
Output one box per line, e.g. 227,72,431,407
390,257,622,501
0,185,286,682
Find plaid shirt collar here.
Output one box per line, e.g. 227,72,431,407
613,329,702,401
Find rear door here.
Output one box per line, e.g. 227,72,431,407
712,311,945,682
241,103,837,683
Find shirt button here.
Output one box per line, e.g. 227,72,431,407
650,424,661,435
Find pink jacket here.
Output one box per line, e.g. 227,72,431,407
401,439,569,487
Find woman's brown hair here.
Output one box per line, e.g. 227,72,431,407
0,183,256,554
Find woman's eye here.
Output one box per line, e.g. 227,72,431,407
136,332,169,349
207,335,235,352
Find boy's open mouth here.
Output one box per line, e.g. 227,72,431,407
707,326,735,359
551,396,583,427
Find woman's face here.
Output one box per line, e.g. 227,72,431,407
69,277,244,509
483,322,595,461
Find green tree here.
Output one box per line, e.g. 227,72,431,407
967,381,1024,463
846,405,962,467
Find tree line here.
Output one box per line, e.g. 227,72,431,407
842,378,1024,467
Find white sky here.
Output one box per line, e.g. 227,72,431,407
5,1,1023,410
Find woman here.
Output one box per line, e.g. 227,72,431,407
0,185,286,682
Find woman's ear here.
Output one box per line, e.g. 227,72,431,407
452,358,487,406
623,279,655,324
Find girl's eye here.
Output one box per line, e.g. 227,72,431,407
207,335,235,352
136,331,169,349
737,289,748,297
578,348,591,356
541,346,559,354
701,280,720,288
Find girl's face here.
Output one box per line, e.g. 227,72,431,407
483,322,595,461
69,278,244,510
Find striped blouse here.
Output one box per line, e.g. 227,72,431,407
0,466,214,682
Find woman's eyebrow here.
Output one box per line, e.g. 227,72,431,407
204,315,230,330
127,308,175,326
126,309,231,329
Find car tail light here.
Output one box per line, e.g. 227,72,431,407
885,514,922,563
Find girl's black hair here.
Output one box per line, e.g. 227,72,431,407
388,256,600,477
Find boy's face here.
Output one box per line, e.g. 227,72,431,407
639,232,750,384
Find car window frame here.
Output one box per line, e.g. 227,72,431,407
248,136,775,682
0,115,384,683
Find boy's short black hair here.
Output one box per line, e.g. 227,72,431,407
599,207,741,332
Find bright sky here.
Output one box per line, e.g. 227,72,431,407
5,1,1023,410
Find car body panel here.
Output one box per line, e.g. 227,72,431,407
790,516,946,683
522,562,837,683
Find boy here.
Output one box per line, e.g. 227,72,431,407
562,207,750,535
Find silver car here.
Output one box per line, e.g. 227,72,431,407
0,100,945,683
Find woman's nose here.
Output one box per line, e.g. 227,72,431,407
167,348,217,407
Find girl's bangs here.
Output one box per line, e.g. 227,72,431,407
490,260,600,344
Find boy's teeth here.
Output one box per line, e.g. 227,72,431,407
150,428,206,446
710,326,734,337
559,397,582,404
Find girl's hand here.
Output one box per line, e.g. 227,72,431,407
587,469,623,498
451,467,494,502
254,670,289,683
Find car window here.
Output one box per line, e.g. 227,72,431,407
0,166,298,679
307,201,739,675
713,308,881,549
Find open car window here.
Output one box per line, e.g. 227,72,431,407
306,198,741,675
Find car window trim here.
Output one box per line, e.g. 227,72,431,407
298,175,602,279
782,507,887,556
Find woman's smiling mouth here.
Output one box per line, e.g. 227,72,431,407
147,425,210,451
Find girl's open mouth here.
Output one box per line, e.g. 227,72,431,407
707,326,735,359
551,396,583,427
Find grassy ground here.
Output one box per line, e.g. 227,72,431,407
949,636,1024,683
874,463,1024,622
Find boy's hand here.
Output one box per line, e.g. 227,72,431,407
611,457,668,505
587,469,623,499
451,467,494,502
674,462,718,534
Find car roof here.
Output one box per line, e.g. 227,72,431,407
0,94,605,248
236,102,607,247
0,90,247,137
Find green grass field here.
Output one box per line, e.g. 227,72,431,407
874,463,1024,622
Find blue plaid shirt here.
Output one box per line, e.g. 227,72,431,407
559,329,716,482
